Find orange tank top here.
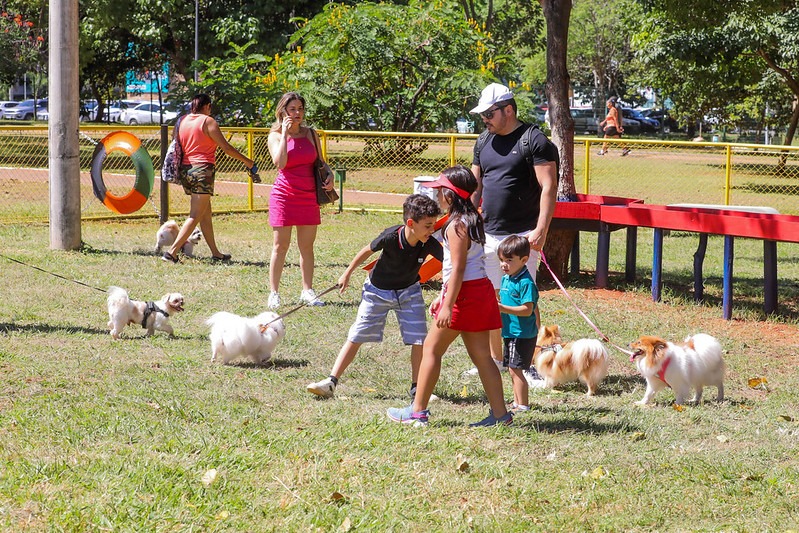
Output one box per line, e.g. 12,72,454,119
179,114,217,165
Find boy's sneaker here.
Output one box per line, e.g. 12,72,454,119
524,367,547,389
386,405,429,427
469,410,513,427
307,377,336,398
267,291,281,310
462,358,505,377
300,289,325,307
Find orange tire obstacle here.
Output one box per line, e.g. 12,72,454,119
90,131,154,214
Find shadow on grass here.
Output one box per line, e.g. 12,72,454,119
224,358,309,370
0,321,107,336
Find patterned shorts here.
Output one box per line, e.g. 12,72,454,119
503,337,535,370
347,280,428,345
180,163,215,195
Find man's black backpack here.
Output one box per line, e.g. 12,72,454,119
473,123,560,186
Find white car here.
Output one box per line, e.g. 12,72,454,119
119,102,178,125
0,101,19,119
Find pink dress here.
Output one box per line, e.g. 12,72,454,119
268,135,321,227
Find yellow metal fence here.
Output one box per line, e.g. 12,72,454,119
0,125,797,223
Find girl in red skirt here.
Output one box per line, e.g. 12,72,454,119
387,165,512,427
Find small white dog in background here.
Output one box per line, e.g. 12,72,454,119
107,286,184,339
207,311,286,365
630,333,725,406
154,220,202,257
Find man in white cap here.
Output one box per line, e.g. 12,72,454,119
464,82,559,387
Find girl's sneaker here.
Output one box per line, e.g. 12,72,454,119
386,405,429,427
469,410,513,427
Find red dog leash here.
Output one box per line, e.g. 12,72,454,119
539,251,633,357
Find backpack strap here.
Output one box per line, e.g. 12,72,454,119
473,129,492,169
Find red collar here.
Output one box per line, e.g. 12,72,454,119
655,356,672,386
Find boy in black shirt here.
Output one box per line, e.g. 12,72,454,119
307,194,443,398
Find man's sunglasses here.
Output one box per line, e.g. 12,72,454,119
480,103,510,119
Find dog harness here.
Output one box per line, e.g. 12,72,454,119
537,344,563,353
141,301,169,328
655,356,672,386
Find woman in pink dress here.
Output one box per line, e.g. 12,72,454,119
266,92,334,309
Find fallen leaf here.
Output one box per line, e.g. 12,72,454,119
748,377,768,389
716,435,729,443
329,491,347,503
201,469,218,487
778,414,794,422
338,516,352,532
364,388,376,393
215,510,229,520
630,432,646,442
673,404,684,412
146,401,160,410
591,466,608,479
456,454,470,473
460,385,468,398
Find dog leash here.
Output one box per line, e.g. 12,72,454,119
259,283,341,331
0,252,107,294
539,251,633,357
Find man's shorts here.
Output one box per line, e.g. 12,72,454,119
180,163,215,195
503,337,535,370
484,230,540,289
347,279,427,345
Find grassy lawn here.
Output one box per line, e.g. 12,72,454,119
1,211,799,531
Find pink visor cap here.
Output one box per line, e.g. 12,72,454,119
424,174,472,199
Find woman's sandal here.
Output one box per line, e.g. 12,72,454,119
161,252,179,263
211,253,232,262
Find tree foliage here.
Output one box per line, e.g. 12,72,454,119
271,1,501,131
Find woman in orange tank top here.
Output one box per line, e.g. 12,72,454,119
598,97,631,156
162,93,255,263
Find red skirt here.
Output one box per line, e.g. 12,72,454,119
438,277,501,332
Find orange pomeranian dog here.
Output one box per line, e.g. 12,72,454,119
534,325,610,396
629,333,725,406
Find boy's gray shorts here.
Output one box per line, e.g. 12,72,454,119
347,279,427,345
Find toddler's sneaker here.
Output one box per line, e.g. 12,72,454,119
469,410,513,427
307,377,336,398
510,403,531,414
386,405,429,427
267,291,281,310
462,358,505,377
300,289,325,307
524,367,547,389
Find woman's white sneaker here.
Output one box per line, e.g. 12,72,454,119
300,289,325,306
268,291,281,309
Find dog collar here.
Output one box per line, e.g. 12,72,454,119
537,343,562,353
655,356,672,386
142,301,169,328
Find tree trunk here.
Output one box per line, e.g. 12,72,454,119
539,0,577,285
778,97,798,171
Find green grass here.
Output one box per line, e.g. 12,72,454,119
1,212,799,531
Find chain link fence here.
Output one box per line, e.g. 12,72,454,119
0,125,797,223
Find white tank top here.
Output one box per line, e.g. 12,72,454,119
442,225,487,283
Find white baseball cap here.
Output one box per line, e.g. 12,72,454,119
470,83,514,114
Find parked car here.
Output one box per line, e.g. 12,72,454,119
7,98,48,120
35,103,48,121
119,102,178,125
622,108,659,132
570,107,600,134
0,101,19,119
640,109,681,134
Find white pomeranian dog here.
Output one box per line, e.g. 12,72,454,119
107,286,184,339
534,325,610,396
207,311,286,365
154,220,202,257
629,333,725,406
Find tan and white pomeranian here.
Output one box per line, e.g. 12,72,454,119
629,333,725,405
207,311,286,365
107,286,184,339
154,220,202,257
534,325,610,396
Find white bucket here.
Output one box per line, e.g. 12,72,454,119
413,176,439,203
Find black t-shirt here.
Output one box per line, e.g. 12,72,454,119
368,225,444,290
472,123,558,235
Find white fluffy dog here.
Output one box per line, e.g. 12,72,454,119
207,311,286,365
107,286,184,339
630,333,725,405
154,220,202,257
534,325,610,396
